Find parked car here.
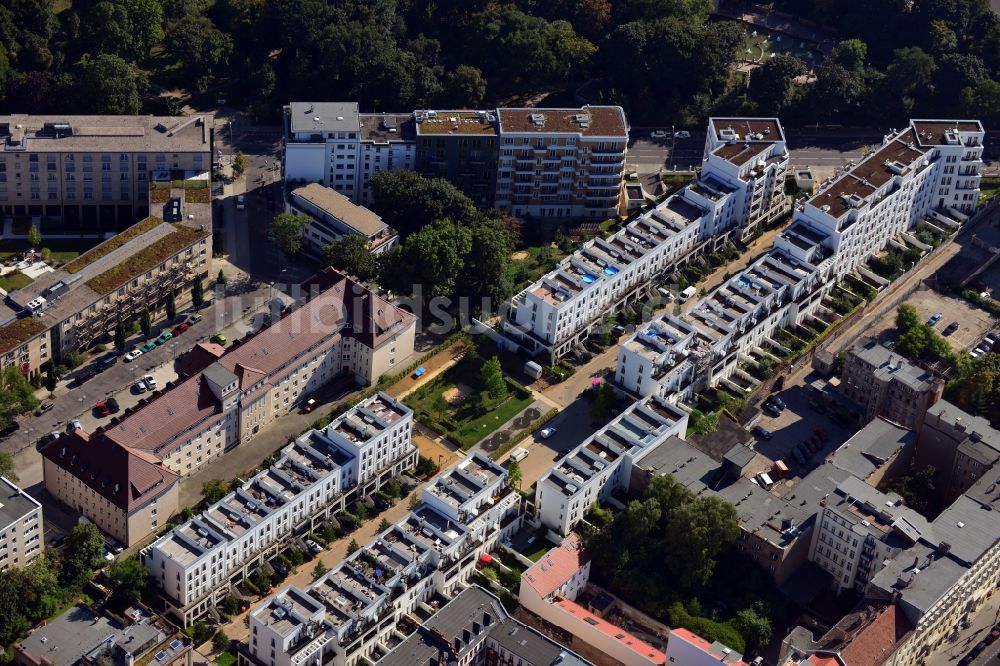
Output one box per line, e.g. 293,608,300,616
752,426,772,440
928,312,943,325
172,322,189,336
49,532,66,548
36,401,54,415
539,426,557,439
944,321,960,336
0,421,20,439
94,401,110,417
763,403,782,418
73,368,96,387
674,130,691,139
134,379,148,393
236,194,245,210
305,539,322,555
97,354,118,370
792,447,807,465
156,331,173,345
141,341,157,353
107,397,120,413
211,333,227,345
650,130,667,139
187,313,203,324
143,374,157,390
769,395,787,411
125,349,143,362
808,398,826,413
510,447,530,463
67,419,82,432
39,431,61,446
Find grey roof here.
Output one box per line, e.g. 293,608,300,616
202,362,238,391
724,444,756,469
378,586,589,666
638,436,811,548
0,476,41,530
358,113,416,143
870,542,968,619
17,605,173,666
852,342,936,392
829,418,914,480
963,462,1000,509
925,400,1000,455
287,102,360,134
0,114,211,153
930,495,1000,565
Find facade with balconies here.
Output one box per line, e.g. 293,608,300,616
535,396,689,537
143,393,416,626
242,454,522,666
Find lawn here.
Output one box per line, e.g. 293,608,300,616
979,175,1000,206
521,538,556,562
404,355,534,450
215,651,236,666
0,271,34,292
508,243,569,290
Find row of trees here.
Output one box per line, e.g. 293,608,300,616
7,0,995,125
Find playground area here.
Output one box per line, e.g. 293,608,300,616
736,23,822,68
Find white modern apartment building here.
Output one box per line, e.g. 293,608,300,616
614,313,711,400
703,117,789,243
535,395,688,537
794,119,984,280
244,453,523,666
0,477,43,572
143,393,416,625
809,476,931,594
283,103,417,206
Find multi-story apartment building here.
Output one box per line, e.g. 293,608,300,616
518,535,667,666
916,400,1000,503
793,120,983,280
0,477,43,571
809,476,931,594
0,114,212,226
242,453,523,666
703,117,789,242
615,313,713,401
287,183,397,257
840,340,943,430
42,429,180,547
0,204,211,377
535,395,688,537
143,393,416,625
493,107,628,219
284,102,629,219
666,629,748,666
504,190,722,362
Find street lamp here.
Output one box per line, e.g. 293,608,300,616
228,120,234,159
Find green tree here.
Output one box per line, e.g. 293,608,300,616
270,212,308,257
140,306,151,337
377,518,391,532
346,539,360,555
216,269,227,286
311,561,328,580
76,54,148,115
928,19,958,56
748,53,806,115
61,523,106,588
80,0,164,61
368,170,478,237
733,606,773,651
458,215,515,310
408,494,421,509
0,451,17,482
590,382,616,423
27,224,41,248
960,78,1000,126
202,479,228,504
164,15,233,81
212,630,229,653
507,458,522,490
191,276,204,307
165,289,177,322
232,151,247,177
62,350,83,369
481,356,507,400
109,557,150,605
114,319,127,352
885,46,937,113
886,465,939,516
322,235,377,282
381,219,472,300
831,38,868,70
437,65,487,107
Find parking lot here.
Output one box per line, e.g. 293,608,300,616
750,381,859,493
877,289,996,352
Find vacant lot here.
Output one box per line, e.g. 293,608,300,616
881,289,995,352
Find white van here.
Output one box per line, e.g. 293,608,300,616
679,286,697,303
510,447,529,463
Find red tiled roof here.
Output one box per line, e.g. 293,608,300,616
521,534,591,598
176,342,226,377
838,604,913,666
553,598,666,664
41,432,179,511
235,363,267,390
105,374,220,453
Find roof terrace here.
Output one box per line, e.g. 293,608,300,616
329,565,387,606
244,478,288,509
158,532,210,567
363,394,408,425
310,575,367,620
258,468,304,501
